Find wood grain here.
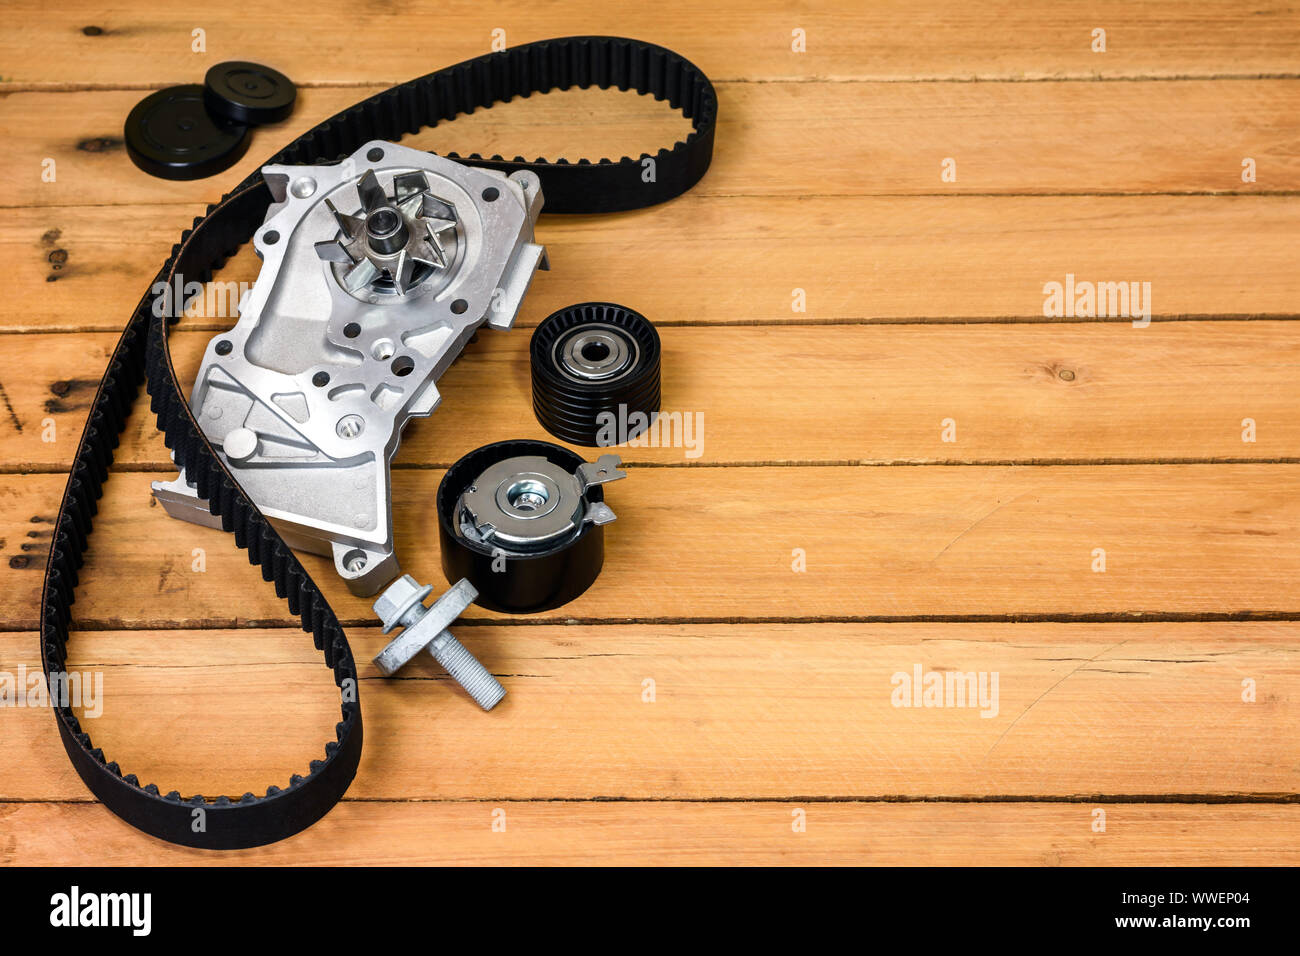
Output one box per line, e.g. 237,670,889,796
0,463,1296,630
1,623,1295,801
8,195,1300,333
3,802,1297,866
5,1,1299,87
3,322,1300,472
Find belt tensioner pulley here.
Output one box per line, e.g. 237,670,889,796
438,440,626,613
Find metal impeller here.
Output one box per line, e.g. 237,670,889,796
314,169,457,295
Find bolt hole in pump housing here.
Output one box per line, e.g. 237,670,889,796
151,141,550,595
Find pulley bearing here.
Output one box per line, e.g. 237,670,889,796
530,302,661,446
437,440,626,613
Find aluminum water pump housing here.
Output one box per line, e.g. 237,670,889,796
152,140,548,595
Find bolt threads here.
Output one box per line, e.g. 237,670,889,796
431,634,506,711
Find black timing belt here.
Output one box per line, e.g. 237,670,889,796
39,36,717,849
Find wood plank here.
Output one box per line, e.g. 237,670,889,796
2,622,1297,801
6,321,1300,472
4,1,1298,87
3,801,1297,866
1,463,1297,629
7,80,1300,212
7,195,1300,333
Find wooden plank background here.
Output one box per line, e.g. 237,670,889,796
1,0,1298,865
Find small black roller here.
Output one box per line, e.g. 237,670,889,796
530,302,661,447
124,85,250,181
204,61,297,126
437,440,611,614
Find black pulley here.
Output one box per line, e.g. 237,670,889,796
437,440,625,613
204,61,297,125
531,302,661,446
124,84,250,181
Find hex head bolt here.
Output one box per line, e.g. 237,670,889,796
372,576,506,711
